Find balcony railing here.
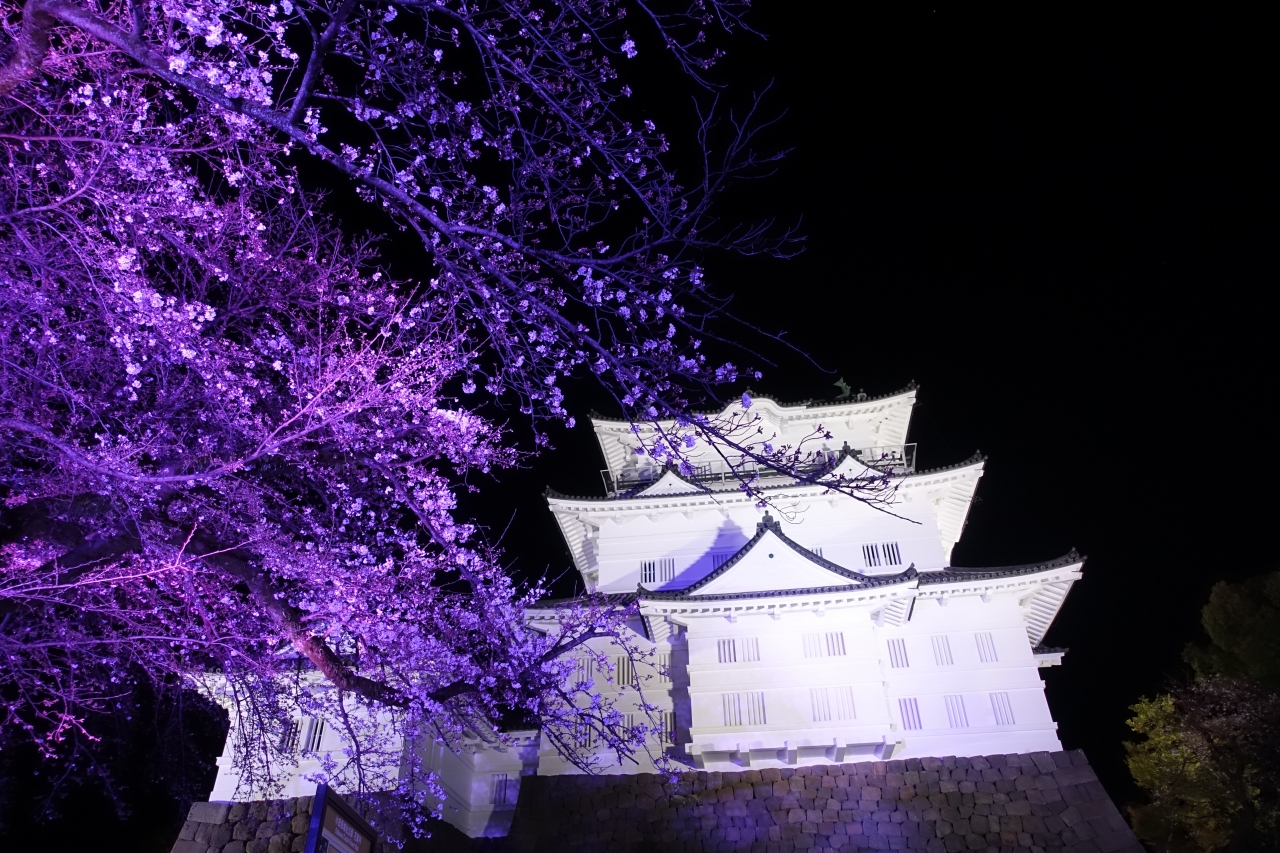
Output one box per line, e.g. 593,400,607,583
599,444,916,496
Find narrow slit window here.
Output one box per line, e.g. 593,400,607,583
810,547,824,558
975,632,999,663
711,553,732,569
887,638,910,668
811,687,832,722
741,637,761,662
641,558,676,584
302,718,325,753
573,720,597,748
661,711,677,745
884,542,903,566
898,698,922,731
944,695,969,728
745,692,767,726
571,657,594,685
279,720,300,753
658,653,672,683
862,544,882,568
723,692,766,726
722,693,742,727
833,686,857,720
991,692,1016,726
717,639,737,663
491,773,514,805
803,632,846,658
931,635,954,666
615,655,634,686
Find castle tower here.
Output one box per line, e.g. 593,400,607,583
531,385,1079,772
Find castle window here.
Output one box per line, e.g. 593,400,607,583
833,686,856,720
812,686,857,722
802,631,847,658
614,655,635,686
811,688,832,722
717,639,736,663
571,657,594,685
491,773,515,805
711,553,732,569
991,692,1016,726
722,692,767,727
660,711,678,745
931,635,954,666
279,720,300,753
898,698,922,730
302,717,325,753
720,637,760,664
944,695,969,728
657,653,671,683
810,547,824,558
975,632,999,663
887,638,910,668
862,542,904,568
641,558,675,584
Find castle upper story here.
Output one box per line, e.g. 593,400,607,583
548,386,984,593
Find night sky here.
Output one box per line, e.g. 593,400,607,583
3,3,1276,848
471,2,1280,806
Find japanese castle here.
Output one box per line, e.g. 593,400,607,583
207,385,1082,837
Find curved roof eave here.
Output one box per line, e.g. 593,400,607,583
586,382,919,426
543,453,986,507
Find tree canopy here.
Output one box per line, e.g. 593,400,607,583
0,0,906,837
1127,571,1280,853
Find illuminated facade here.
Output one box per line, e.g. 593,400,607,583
208,385,1082,838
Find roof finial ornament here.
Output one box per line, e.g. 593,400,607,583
758,512,779,533
833,378,852,400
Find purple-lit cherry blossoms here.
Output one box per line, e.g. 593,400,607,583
0,0,888,835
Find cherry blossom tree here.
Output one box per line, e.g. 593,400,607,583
0,0,890,834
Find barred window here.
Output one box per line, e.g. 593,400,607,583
931,635,954,666
491,773,515,805
302,717,325,753
975,632,999,663
722,692,767,727
641,558,676,584
802,632,847,658
810,687,832,722
944,695,969,728
863,542,904,568
833,686,856,720
660,711,678,745
279,720,300,753
898,698,922,731
887,638,910,668
614,655,634,686
657,652,672,684
991,692,1016,726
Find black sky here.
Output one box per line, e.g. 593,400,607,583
478,2,1280,805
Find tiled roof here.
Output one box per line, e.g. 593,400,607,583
916,551,1083,585
635,514,909,601
586,382,918,424
527,591,639,610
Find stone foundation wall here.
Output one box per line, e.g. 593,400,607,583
176,750,1145,853
171,797,317,853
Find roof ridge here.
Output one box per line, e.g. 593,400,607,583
909,451,985,477
916,550,1084,584
587,382,919,424
636,513,890,599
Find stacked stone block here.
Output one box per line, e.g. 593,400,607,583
175,750,1144,853
171,797,315,853
502,750,1143,853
